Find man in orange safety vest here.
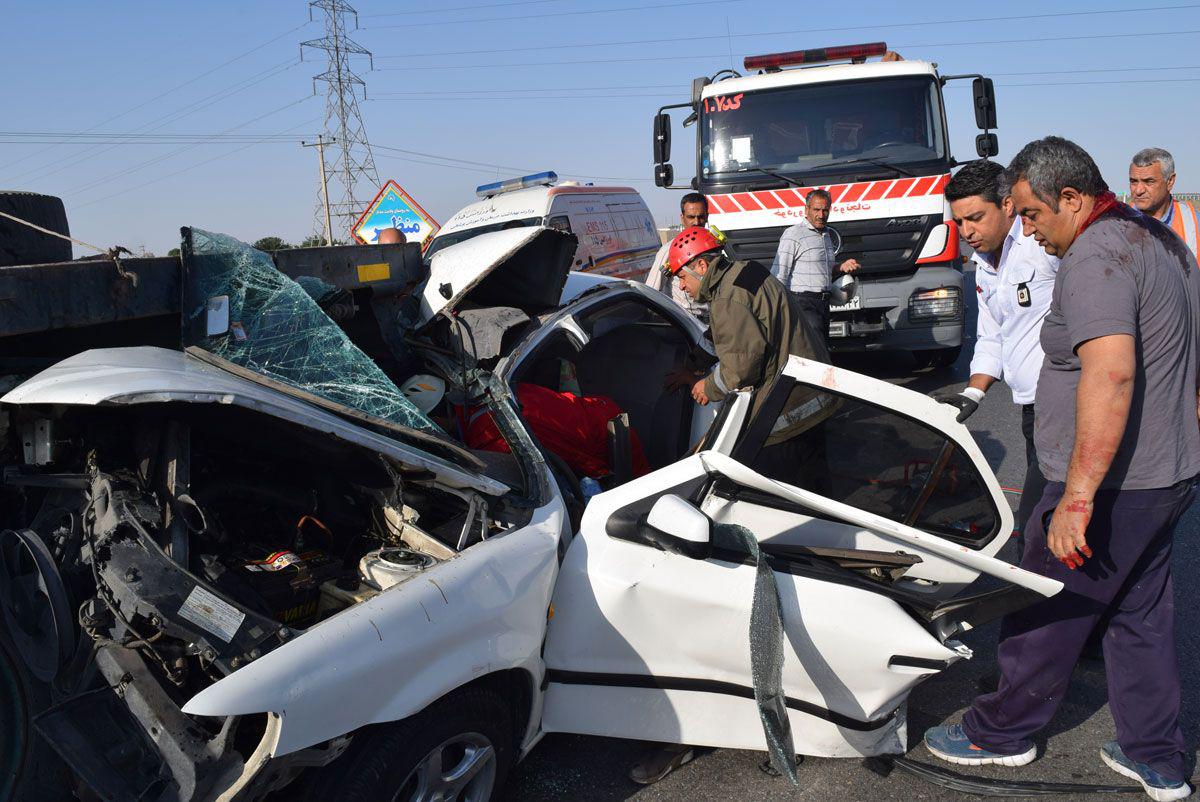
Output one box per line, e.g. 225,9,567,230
1129,147,1199,255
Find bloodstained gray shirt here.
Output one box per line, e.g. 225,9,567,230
1035,210,1200,489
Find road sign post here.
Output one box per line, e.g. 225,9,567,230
352,181,440,248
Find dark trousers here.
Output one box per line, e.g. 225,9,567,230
962,477,1197,780
1013,404,1048,559
793,291,829,340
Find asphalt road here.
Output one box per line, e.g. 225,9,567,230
505,267,1200,801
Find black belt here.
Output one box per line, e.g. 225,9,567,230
797,290,829,299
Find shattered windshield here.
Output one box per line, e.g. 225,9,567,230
180,228,441,434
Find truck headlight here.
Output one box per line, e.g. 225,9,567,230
909,287,961,321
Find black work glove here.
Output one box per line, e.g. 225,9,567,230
931,388,983,423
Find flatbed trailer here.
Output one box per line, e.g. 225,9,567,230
0,241,426,368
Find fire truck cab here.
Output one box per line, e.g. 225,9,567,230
652,42,999,367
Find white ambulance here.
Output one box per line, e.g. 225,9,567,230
426,171,660,281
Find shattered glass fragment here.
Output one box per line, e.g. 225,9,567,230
180,228,439,433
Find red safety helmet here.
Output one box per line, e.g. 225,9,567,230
665,226,722,275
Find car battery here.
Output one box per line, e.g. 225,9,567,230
234,550,344,626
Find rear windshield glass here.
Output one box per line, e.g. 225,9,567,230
734,379,998,546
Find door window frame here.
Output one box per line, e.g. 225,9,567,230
730,375,1002,549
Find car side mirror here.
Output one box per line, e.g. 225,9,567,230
654,163,674,188
653,112,672,164
976,133,999,158
972,77,997,130
639,494,712,559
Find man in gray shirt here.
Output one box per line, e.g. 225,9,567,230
924,137,1200,802
770,188,859,337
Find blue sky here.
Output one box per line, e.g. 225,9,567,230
3,0,1198,255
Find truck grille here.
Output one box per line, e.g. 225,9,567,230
723,214,944,278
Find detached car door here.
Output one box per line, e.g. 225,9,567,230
541,356,1061,758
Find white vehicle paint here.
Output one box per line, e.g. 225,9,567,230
2,228,1058,800
426,177,660,280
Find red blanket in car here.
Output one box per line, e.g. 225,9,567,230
466,382,649,479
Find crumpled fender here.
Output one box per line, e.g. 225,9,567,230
182,498,564,756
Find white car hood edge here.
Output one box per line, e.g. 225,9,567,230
1,346,506,496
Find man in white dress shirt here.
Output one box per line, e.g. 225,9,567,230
645,193,710,323
934,159,1059,544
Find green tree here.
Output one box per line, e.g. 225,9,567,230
253,236,293,252
167,247,181,257
299,234,345,248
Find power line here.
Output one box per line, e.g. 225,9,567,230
0,21,312,175
71,116,322,211
3,57,302,185
371,3,1200,58
375,28,1200,70
372,142,646,181
371,84,680,95
366,0,742,29
368,65,1200,98
0,132,303,143
64,96,315,196
363,0,568,18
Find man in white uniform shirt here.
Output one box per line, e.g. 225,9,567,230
934,159,1059,544
645,193,710,323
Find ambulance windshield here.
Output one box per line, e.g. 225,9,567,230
700,76,947,180
425,216,542,259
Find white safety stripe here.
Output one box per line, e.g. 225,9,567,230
1179,201,1199,255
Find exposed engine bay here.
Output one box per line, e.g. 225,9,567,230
0,402,510,799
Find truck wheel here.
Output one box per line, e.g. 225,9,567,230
0,618,70,802
0,191,72,268
302,687,515,802
914,346,961,371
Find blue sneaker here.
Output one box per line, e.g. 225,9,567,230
1100,741,1193,801
924,723,1036,767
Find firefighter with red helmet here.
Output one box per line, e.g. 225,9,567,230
663,225,827,407
632,227,830,785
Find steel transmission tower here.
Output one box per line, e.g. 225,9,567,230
301,0,380,241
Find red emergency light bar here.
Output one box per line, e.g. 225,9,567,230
743,42,888,72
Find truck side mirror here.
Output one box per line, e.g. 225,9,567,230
972,77,997,130
690,76,711,105
639,494,712,559
654,163,674,188
976,133,999,158
653,112,672,165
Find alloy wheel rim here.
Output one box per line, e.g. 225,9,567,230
394,731,496,802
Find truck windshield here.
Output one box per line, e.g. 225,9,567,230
700,76,946,180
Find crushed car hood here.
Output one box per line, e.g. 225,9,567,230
419,227,576,326
2,346,507,496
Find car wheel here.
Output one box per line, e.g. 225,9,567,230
0,618,70,802
914,346,961,371
302,687,515,802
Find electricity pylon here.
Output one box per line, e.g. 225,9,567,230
301,0,380,242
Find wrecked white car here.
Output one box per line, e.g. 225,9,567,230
0,227,1060,801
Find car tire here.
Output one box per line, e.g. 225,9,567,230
0,618,70,802
301,687,515,802
914,346,961,371
0,191,72,268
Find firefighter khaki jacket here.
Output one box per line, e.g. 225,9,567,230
696,255,832,439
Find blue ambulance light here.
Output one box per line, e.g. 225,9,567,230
476,170,559,198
